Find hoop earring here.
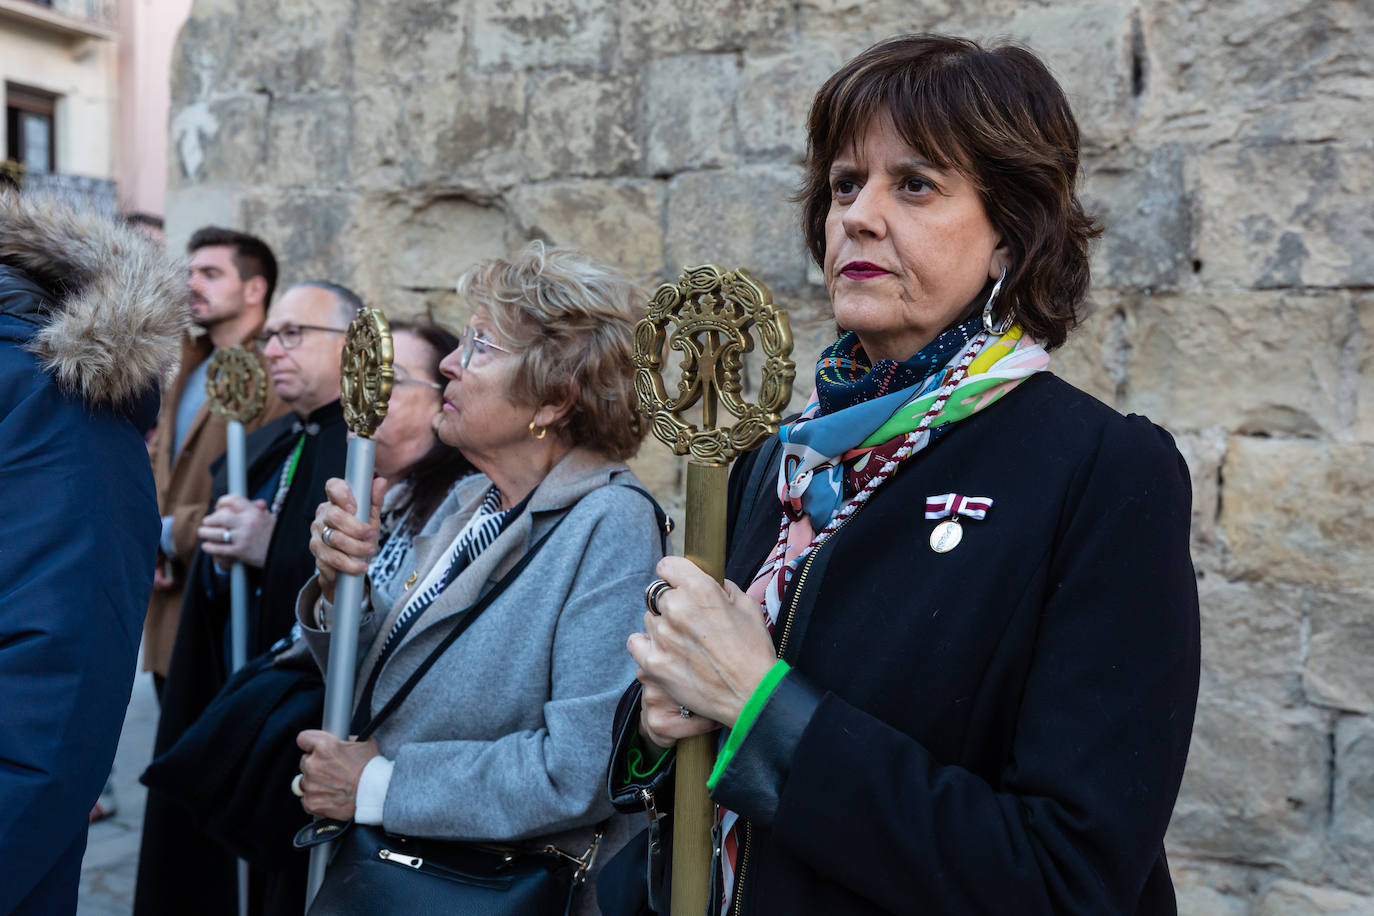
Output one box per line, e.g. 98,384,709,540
528,419,547,440
982,266,1013,335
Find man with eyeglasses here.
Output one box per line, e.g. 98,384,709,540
143,227,288,704
136,281,359,916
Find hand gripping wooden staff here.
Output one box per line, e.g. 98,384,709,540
204,346,269,916
305,307,394,908
634,265,794,916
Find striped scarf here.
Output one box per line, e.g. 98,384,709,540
377,486,512,661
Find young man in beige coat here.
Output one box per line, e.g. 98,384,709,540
143,227,287,697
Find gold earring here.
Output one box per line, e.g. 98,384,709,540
528,419,547,440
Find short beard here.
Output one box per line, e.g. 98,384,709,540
191,308,230,330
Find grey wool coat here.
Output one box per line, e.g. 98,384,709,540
296,447,663,901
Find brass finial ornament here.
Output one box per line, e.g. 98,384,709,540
205,346,269,424
635,265,795,466
633,264,794,916
340,306,394,438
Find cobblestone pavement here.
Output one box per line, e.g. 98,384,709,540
78,670,158,916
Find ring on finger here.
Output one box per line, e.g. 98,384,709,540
322,526,334,548
291,773,305,797
644,578,671,616
221,529,232,544
679,705,693,719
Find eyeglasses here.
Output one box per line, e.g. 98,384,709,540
392,370,443,391
256,324,346,350
457,325,513,369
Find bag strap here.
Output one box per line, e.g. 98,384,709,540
730,433,784,555
616,482,672,554
355,516,566,740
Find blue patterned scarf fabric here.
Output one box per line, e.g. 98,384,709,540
781,317,983,527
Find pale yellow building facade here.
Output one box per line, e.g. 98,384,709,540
1,0,188,221
0,1,118,197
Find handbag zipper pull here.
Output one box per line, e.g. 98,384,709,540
378,848,423,869
643,789,666,913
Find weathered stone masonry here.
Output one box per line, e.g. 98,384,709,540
167,1,1374,910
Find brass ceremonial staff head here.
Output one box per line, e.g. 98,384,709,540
340,306,394,438
634,265,795,465
205,346,269,424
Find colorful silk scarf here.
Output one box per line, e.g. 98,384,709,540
746,322,1049,620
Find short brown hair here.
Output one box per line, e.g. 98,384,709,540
187,226,279,306
458,242,646,460
799,34,1101,350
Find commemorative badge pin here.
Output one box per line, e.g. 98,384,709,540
925,493,993,554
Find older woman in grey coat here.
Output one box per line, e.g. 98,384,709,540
293,242,664,913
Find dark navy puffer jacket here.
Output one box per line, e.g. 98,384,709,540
0,191,185,915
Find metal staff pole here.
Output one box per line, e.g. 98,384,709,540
227,422,249,672
633,265,794,916
204,346,269,916
226,418,250,916
305,307,394,909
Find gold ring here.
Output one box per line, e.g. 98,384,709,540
291,773,305,797
643,578,671,616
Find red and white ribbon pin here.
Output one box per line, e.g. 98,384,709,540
924,493,993,521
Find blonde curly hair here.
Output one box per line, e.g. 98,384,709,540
456,241,646,460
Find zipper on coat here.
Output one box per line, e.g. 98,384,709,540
729,501,865,914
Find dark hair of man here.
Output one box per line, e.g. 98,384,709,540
798,33,1103,350
385,320,474,535
186,226,280,306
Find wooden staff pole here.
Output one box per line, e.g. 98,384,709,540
674,462,729,915
304,307,393,910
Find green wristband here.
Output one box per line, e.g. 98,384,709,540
706,660,792,791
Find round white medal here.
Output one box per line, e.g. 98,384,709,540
929,519,963,553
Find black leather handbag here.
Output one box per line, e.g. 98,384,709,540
301,818,599,916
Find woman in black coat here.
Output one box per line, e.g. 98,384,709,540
608,34,1200,915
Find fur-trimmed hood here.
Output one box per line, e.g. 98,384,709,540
0,190,188,408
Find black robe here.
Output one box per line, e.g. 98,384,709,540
135,400,347,916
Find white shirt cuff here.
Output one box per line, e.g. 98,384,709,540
160,515,176,556
354,755,393,825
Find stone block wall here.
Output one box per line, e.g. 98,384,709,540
166,0,1374,909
